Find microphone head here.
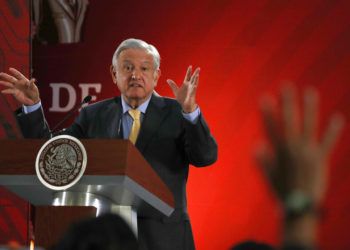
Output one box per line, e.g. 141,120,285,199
83,95,92,104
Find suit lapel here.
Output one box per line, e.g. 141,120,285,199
136,94,170,153
104,97,123,138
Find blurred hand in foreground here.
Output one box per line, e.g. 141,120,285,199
257,85,344,207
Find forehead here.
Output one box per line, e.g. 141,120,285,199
118,48,154,65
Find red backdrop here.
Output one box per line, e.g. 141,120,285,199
0,0,30,245
2,0,350,249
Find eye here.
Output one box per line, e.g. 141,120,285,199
141,66,151,72
123,64,133,72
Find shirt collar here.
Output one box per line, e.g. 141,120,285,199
121,94,152,114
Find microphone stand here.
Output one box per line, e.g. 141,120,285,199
49,95,92,137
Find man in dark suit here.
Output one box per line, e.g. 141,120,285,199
0,38,217,250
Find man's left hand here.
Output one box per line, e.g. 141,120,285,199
167,66,199,113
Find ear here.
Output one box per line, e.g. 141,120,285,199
154,68,161,87
110,65,117,84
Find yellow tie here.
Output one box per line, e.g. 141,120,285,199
128,109,141,144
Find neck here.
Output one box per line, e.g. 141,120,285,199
122,94,151,109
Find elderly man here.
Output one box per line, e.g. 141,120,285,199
0,38,217,250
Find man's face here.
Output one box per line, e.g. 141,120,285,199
110,48,160,106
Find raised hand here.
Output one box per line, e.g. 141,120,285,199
167,66,199,113
257,86,344,206
0,68,40,105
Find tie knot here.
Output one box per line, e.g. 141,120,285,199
128,109,141,121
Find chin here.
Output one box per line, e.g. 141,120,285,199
125,95,144,102
127,93,144,99
127,90,147,98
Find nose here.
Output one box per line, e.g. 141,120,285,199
131,69,142,80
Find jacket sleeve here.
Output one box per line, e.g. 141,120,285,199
16,106,50,138
183,114,218,167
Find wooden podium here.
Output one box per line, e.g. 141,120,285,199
0,139,174,248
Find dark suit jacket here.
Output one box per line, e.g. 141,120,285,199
17,94,217,250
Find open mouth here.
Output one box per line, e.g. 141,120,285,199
129,82,143,88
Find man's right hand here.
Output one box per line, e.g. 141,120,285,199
0,67,40,106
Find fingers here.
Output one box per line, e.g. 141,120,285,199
0,80,14,88
1,88,16,95
0,72,18,83
303,87,319,142
0,69,35,90
184,66,192,82
190,67,200,85
0,68,30,86
183,66,200,84
28,78,36,88
166,79,179,95
189,73,199,97
9,67,27,80
321,113,345,156
281,85,299,141
260,94,280,148
167,66,200,100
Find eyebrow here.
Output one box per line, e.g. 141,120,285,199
121,60,132,64
121,59,152,65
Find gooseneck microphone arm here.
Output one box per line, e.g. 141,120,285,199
49,95,92,137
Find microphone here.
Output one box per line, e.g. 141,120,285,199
117,116,122,138
49,95,92,137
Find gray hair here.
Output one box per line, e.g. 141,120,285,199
112,38,161,69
